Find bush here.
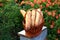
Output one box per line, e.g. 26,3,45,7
0,0,23,40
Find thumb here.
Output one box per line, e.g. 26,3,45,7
20,10,26,17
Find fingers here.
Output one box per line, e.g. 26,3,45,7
20,10,26,17
37,9,43,24
35,9,43,26
35,9,40,26
32,10,36,26
37,9,43,16
25,10,32,30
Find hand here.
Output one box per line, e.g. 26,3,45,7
20,8,44,37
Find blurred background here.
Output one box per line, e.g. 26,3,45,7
0,0,60,40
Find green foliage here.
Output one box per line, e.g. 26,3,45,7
0,0,60,40
30,0,34,2
20,4,32,11
41,2,47,7
0,0,23,40
34,4,40,9
47,6,53,11
51,0,55,3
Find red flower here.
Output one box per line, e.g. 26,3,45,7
47,0,51,3
50,25,54,28
34,0,37,3
57,28,60,34
56,15,59,19
47,12,52,15
47,0,51,5
46,3,50,7
52,11,56,17
59,14,60,17
42,0,46,2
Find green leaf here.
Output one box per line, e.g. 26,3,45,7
51,0,55,3
42,2,47,7
34,4,40,9
30,0,34,2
